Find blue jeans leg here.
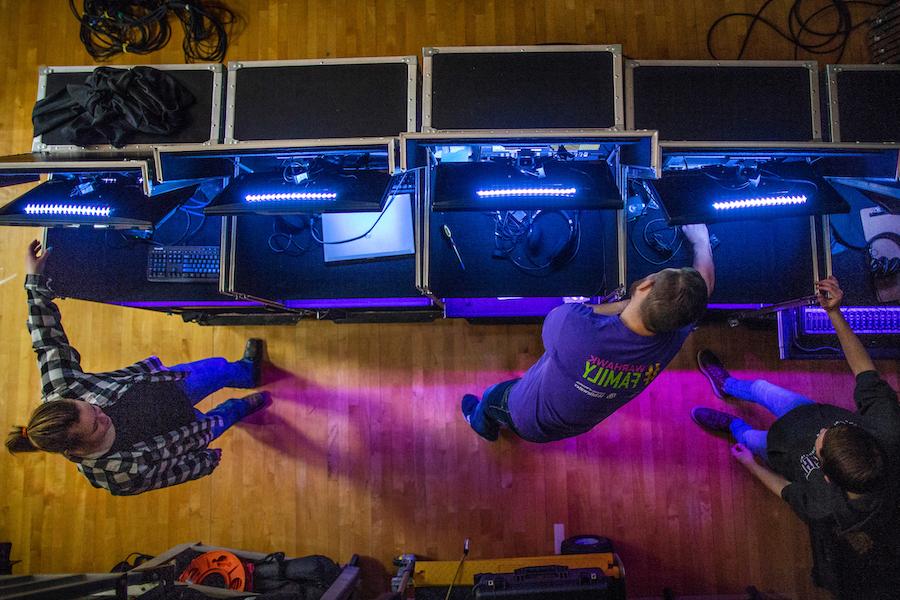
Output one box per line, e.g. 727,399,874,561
477,379,520,430
723,378,815,418
169,357,255,406
204,397,254,440
730,418,770,463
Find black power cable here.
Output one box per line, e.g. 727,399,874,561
68,0,237,62
707,0,892,62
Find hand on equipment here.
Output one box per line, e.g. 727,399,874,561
816,276,844,313
26,239,52,276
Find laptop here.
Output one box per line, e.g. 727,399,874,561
321,193,415,263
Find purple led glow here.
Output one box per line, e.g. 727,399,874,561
285,297,435,309
117,301,264,308
712,195,807,211
445,298,768,318
24,203,111,217
706,303,765,310
444,297,575,318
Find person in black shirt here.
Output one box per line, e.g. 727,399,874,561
690,276,900,597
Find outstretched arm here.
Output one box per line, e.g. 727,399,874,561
732,443,789,497
589,299,630,315
24,239,86,397
817,276,876,377
682,224,715,296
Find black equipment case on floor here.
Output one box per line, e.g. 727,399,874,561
224,56,418,142
422,45,624,131
823,64,900,307
625,59,821,141
624,60,831,306
154,138,437,321
630,141,900,306
474,565,620,599
825,64,900,143
33,63,225,153
401,130,660,309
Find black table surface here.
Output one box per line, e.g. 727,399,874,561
228,213,420,300
627,207,818,305
426,209,619,298
43,213,227,304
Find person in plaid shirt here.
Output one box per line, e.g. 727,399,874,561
5,240,269,496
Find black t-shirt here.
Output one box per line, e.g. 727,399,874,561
103,381,197,454
766,371,900,523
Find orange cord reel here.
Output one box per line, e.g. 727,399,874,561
178,550,253,591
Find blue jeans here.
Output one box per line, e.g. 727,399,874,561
168,357,256,439
468,379,521,438
725,378,814,462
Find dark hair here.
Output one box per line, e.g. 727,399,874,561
639,267,708,333
820,424,885,494
5,400,81,454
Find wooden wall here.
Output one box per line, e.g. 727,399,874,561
0,1,894,598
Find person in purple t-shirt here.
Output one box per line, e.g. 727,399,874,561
461,224,715,443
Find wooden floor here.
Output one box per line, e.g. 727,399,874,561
0,1,895,598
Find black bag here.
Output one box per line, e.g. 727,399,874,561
32,66,195,147
252,553,342,600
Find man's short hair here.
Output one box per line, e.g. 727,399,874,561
820,424,885,494
639,267,708,333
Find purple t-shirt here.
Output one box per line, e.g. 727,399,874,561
507,302,693,442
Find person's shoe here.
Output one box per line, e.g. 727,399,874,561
691,407,735,434
242,338,265,387
240,391,271,417
697,349,730,400
461,394,499,442
461,394,479,422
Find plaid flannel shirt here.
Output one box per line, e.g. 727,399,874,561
26,274,224,496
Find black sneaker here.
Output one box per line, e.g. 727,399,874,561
240,391,271,417
697,349,730,400
461,394,479,422
461,394,499,442
691,407,735,434
242,338,265,387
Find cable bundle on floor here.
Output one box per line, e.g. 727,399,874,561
68,0,237,62
707,0,894,62
868,1,900,62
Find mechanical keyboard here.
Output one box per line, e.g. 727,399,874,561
147,245,220,283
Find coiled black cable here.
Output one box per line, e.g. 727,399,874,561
69,0,236,62
707,0,892,62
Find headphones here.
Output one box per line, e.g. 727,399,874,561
524,210,579,270
867,232,900,278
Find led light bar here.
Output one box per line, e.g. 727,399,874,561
24,203,111,217
476,187,577,198
712,194,807,211
245,191,337,202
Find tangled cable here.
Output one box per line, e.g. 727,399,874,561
489,210,583,276
706,0,893,62
68,0,237,62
